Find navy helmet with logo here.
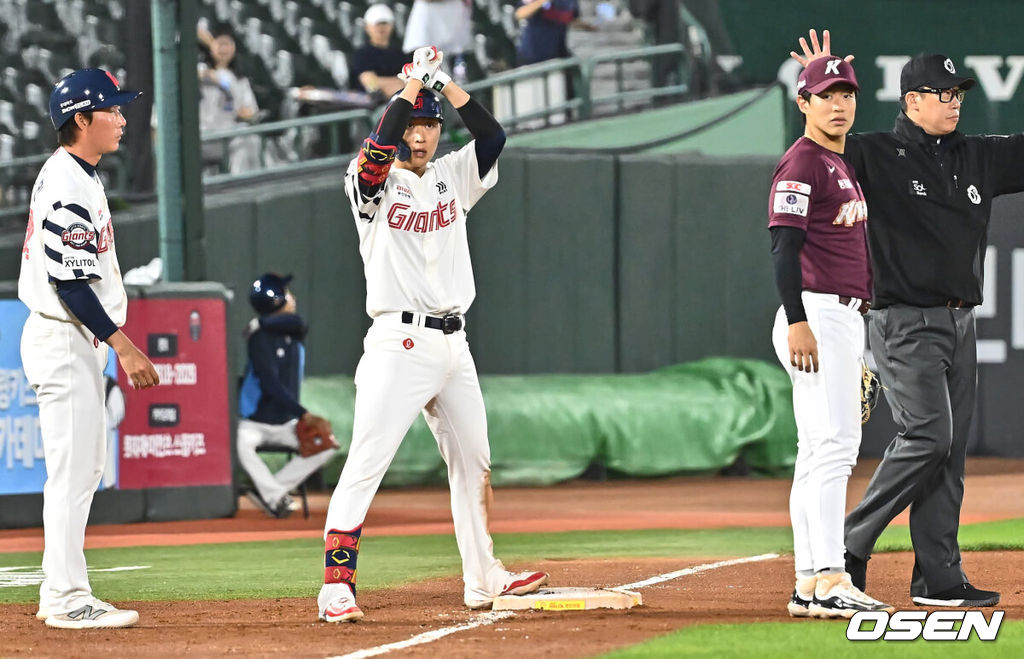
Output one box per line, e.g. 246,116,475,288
249,273,293,316
49,68,141,130
387,88,444,124
410,88,443,123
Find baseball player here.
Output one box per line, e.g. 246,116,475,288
237,273,337,519
317,46,548,623
19,68,159,629
768,56,893,618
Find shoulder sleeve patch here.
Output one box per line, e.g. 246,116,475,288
775,180,812,195
773,191,809,217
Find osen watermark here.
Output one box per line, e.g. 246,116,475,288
847,610,1004,641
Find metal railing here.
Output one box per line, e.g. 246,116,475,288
0,44,692,222
199,107,374,185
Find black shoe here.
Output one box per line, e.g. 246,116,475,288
272,494,295,519
845,551,868,591
244,489,292,519
912,583,1000,607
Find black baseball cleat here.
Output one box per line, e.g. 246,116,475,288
845,551,868,591
912,583,1000,607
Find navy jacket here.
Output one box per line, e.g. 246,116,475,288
239,313,308,425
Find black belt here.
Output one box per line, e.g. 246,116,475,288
838,296,871,315
401,311,463,334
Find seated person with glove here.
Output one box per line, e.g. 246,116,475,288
237,273,338,518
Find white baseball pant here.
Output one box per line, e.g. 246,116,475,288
320,314,507,609
236,418,334,508
21,312,108,614
772,292,865,573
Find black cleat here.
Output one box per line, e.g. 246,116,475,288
912,583,1000,607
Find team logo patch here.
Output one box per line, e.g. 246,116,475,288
773,191,809,217
776,180,811,195
910,180,928,196
967,184,981,204
403,338,414,350
838,178,853,190
61,222,95,249
944,58,956,74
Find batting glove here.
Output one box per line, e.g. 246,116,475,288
425,68,452,94
398,46,443,85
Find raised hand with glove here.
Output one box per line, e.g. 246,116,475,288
398,46,452,94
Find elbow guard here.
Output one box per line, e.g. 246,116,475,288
357,134,398,188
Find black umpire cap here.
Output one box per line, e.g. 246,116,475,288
900,54,976,96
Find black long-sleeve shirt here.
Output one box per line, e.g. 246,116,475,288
844,112,1024,308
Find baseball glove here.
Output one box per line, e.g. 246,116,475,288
860,364,882,424
296,414,339,457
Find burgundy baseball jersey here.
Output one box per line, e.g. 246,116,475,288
769,136,871,299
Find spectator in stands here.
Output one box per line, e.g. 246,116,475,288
403,0,472,62
514,0,580,66
628,0,681,89
350,4,406,103
196,23,262,173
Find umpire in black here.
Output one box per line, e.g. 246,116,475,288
793,32,1020,608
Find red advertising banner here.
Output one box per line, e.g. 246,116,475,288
117,298,232,489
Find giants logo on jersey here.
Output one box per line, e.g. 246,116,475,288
22,210,34,260
387,199,458,233
833,200,868,227
96,214,114,253
61,222,96,249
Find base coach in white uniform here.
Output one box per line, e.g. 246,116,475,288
317,47,548,622
19,68,159,629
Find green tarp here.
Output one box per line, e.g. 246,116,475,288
283,358,797,488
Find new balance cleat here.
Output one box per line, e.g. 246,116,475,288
45,600,139,629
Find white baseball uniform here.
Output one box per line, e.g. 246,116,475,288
319,140,513,610
18,147,125,615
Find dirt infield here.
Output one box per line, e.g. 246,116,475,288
1,458,1022,657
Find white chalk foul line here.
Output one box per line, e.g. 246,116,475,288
0,565,150,588
328,552,780,659
327,611,517,659
617,553,780,590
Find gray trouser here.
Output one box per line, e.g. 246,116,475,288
845,305,975,596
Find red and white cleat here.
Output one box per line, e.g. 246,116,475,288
320,598,364,623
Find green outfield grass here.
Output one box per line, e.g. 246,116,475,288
1,518,1020,605
601,620,1024,658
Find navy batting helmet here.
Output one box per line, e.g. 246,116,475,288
388,89,444,123
49,68,141,130
249,273,292,316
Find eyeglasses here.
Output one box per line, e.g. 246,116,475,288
915,87,966,103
